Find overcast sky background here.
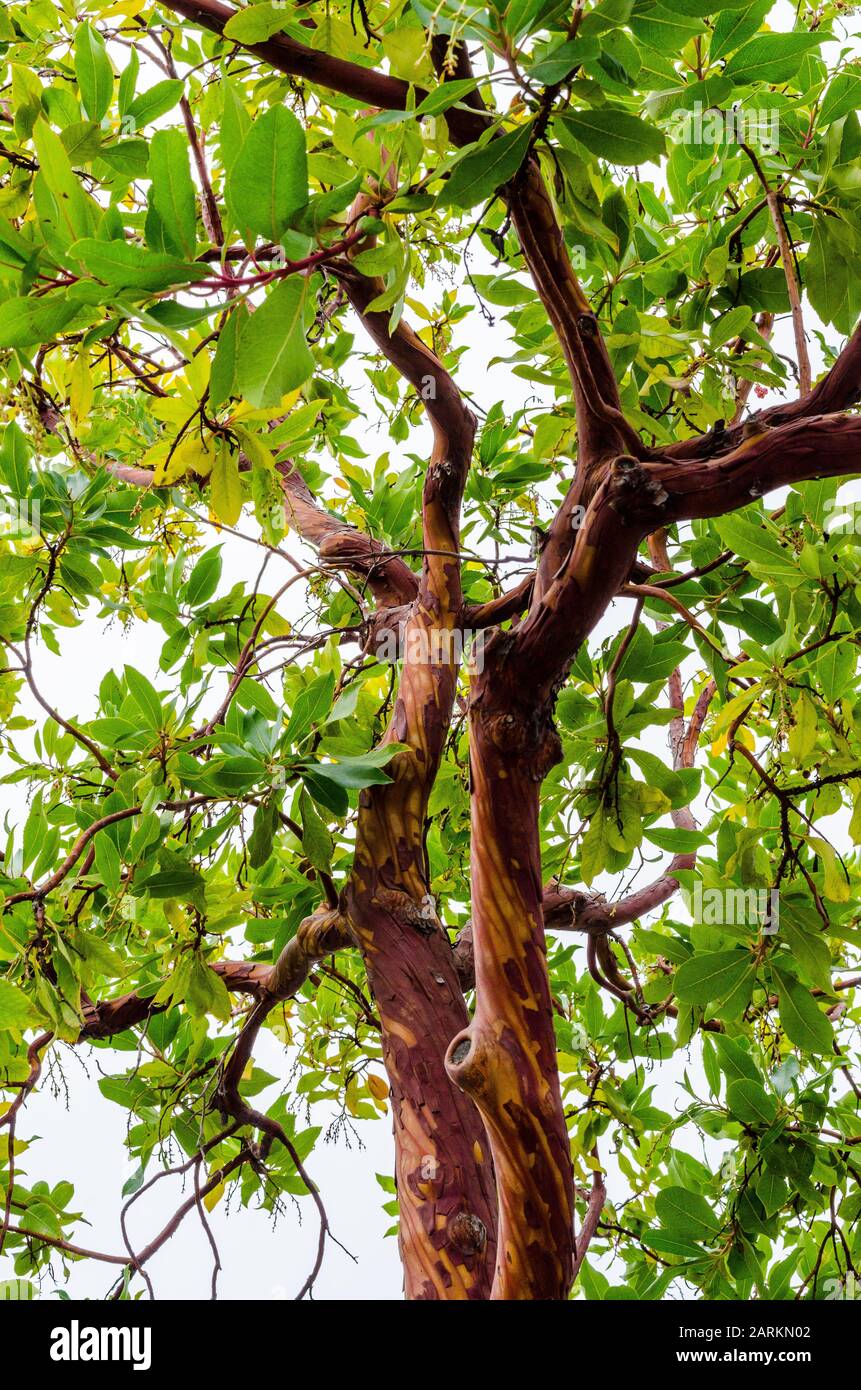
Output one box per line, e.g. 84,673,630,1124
1,0,858,1301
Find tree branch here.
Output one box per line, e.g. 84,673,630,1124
664,321,861,462
654,412,861,524
159,0,488,142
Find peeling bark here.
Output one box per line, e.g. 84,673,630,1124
446,655,573,1299
274,255,499,1298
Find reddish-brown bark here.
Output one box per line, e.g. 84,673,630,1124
277,257,498,1297
446,652,574,1299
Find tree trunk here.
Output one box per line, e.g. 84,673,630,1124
336,270,499,1298
349,885,497,1299
445,642,575,1299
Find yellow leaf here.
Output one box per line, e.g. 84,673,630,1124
367,1072,389,1102
154,435,214,486
98,1,146,16
345,1077,361,1118
232,424,275,472
69,352,93,428
711,687,760,740
150,397,193,426
809,836,850,902
229,389,300,423
138,440,169,475
204,1179,225,1213
381,29,431,81
184,348,210,399
788,691,817,761
210,443,243,525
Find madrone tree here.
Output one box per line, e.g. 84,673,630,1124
1,0,861,1302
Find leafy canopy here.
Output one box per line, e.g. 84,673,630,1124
0,0,859,1300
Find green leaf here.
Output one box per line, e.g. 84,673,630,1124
211,443,243,526
228,106,308,242
528,41,589,86
210,308,243,407
772,964,833,1055
710,305,752,349
186,956,231,1020
727,1078,778,1127
299,787,333,874
755,1169,788,1216
248,794,279,869
441,123,533,209
654,1186,720,1243
714,513,799,578
816,641,855,706
0,294,79,349
118,48,139,116
710,0,772,63
416,79,479,117
206,755,265,794
0,420,32,494
234,279,314,408
714,1034,760,1085
559,109,665,165
124,664,163,729
33,118,98,242
134,866,205,903
124,78,184,130
146,129,197,259
724,33,824,86
74,23,113,124
805,220,850,330
182,547,223,607
820,73,861,128
643,826,709,853
224,2,289,42
780,912,831,993
0,978,37,1031
70,238,206,291
630,5,706,53
673,949,754,1008
305,750,400,790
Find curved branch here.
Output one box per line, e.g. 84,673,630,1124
327,258,498,1300
160,1,488,142
278,461,419,609
654,412,861,524
664,321,861,462
572,1160,606,1283
80,906,351,1042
